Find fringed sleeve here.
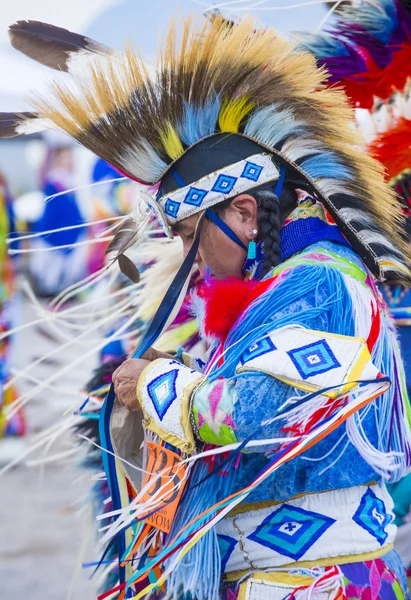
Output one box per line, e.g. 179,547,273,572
192,261,357,447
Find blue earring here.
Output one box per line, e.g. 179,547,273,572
247,229,258,260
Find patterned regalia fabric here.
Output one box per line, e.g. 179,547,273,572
5,12,411,600
91,199,411,600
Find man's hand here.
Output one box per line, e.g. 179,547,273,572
112,358,151,411
141,348,174,361
112,349,173,411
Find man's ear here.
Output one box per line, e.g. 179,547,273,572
230,193,258,225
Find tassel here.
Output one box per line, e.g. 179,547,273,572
165,455,237,600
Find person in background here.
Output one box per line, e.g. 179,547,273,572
29,136,86,297
0,171,26,461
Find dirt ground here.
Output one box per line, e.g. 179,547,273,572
0,289,103,600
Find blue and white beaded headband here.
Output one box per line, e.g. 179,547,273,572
142,153,279,238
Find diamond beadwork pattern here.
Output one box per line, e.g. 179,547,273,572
248,503,335,561
146,369,179,421
287,339,341,380
218,534,238,572
164,199,180,218
183,187,208,206
240,337,277,364
241,161,263,182
212,174,237,194
352,488,392,545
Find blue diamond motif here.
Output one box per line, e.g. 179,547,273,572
241,161,263,182
352,488,392,545
212,174,237,195
184,187,208,207
248,504,335,561
147,369,178,421
240,337,277,364
218,534,237,571
164,199,180,218
287,339,341,380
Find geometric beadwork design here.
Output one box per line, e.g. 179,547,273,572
212,174,237,195
146,369,179,421
248,503,335,561
287,339,341,380
164,199,181,218
352,488,392,546
241,161,263,182
217,534,238,572
183,187,208,207
240,336,277,364
157,154,279,228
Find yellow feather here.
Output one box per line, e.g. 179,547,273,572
218,97,254,133
160,122,185,160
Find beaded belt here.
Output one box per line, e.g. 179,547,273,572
216,484,396,575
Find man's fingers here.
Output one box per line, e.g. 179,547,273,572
112,363,124,381
141,348,155,361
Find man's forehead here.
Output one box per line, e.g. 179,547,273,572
173,214,199,233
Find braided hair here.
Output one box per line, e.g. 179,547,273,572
212,169,312,276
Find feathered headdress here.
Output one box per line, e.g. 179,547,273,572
2,15,410,283
297,0,411,109
369,117,411,236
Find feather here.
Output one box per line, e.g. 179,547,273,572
370,118,411,181
218,97,254,133
196,276,274,342
0,112,46,138
9,20,116,74
10,12,411,282
104,216,141,259
297,0,411,106
118,254,140,284
244,104,304,149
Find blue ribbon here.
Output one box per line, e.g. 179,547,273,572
205,208,247,251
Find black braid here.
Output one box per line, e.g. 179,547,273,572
254,184,299,275
211,170,313,276
255,190,281,276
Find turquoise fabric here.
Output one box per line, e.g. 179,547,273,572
195,241,384,502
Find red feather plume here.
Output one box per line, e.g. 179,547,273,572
369,118,411,181
197,276,275,342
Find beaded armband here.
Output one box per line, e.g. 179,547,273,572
137,358,204,454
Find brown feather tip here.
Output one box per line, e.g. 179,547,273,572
9,20,114,71
0,112,39,138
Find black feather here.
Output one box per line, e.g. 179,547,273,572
0,111,38,138
118,254,140,284
84,358,124,394
9,20,114,71
104,216,139,257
